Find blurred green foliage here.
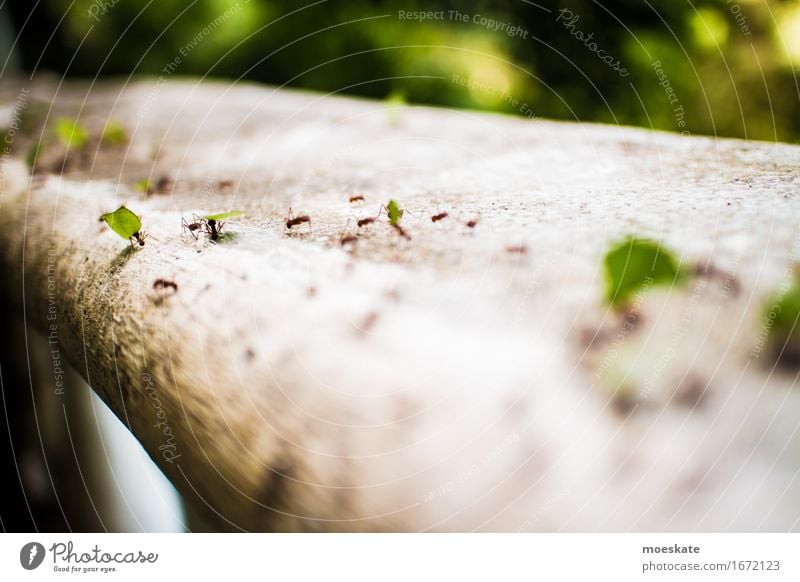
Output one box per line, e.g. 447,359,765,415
6,0,799,141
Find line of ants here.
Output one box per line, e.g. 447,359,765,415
178,205,479,245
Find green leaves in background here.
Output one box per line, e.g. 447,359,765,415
102,120,127,145
604,235,683,306
54,117,88,149
100,206,142,240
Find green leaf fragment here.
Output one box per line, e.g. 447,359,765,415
102,120,127,145
55,118,88,149
100,206,142,240
204,210,246,221
387,200,403,226
604,235,683,306
134,179,151,193
26,141,42,169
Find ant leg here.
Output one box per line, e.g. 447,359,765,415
181,217,198,240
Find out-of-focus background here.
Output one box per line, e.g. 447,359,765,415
3,0,799,142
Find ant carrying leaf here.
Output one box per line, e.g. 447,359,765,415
387,199,404,226
204,210,245,241
100,206,149,248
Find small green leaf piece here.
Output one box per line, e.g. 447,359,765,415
100,206,142,240
604,235,683,306
204,210,246,221
387,200,403,226
102,120,127,145
55,118,88,149
134,179,151,193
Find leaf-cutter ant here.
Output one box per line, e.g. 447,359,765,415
431,212,449,222
153,278,178,293
392,224,411,240
130,231,150,248
148,175,173,195
349,195,365,203
285,208,311,230
340,235,358,246
181,215,205,240
205,218,226,240
506,245,528,254
357,205,387,228
466,215,480,228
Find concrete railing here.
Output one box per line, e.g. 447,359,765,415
2,78,799,531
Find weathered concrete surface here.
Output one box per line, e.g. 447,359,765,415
1,78,799,531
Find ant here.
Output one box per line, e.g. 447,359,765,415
181,214,205,240
506,245,528,254
286,208,311,230
153,278,178,293
205,218,227,241
431,212,448,222
357,205,387,228
392,224,411,241
466,217,479,228
340,235,358,246
148,175,173,195
349,195,365,203
129,231,154,248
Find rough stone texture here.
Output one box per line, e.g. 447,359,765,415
1,78,799,531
